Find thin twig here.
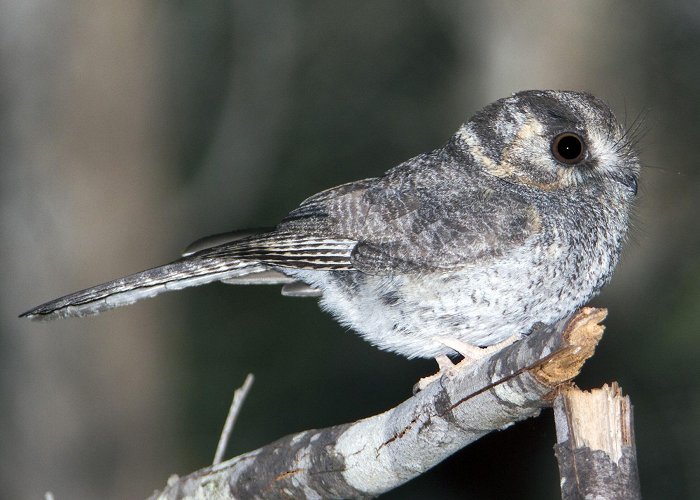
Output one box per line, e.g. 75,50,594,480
213,373,255,465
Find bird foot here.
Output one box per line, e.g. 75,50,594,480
439,333,523,361
412,334,522,394
413,354,455,394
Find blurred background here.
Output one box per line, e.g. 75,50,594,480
1,1,698,498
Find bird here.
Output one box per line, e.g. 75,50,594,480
21,90,640,368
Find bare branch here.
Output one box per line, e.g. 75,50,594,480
149,308,607,499
554,383,640,499
213,373,255,466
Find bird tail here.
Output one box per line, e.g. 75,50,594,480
20,256,273,321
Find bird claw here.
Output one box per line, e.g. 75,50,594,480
413,334,523,394
413,355,456,394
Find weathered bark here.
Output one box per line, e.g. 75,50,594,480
149,308,607,499
554,383,640,500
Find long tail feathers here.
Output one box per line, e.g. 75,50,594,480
20,231,356,321
20,257,270,321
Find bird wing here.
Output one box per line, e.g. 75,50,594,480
281,152,541,274
351,178,541,273
21,154,540,320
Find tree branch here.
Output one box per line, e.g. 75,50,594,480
149,307,607,499
553,383,641,499
213,374,255,466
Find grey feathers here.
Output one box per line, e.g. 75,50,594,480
22,90,640,360
20,232,355,320
20,259,266,320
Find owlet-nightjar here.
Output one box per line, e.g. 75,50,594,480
22,90,640,362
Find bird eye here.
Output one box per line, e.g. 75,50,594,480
551,132,586,165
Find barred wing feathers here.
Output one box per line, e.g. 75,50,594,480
21,232,358,321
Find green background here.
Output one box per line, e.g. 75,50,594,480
2,1,698,498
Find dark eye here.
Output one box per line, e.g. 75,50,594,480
551,132,586,164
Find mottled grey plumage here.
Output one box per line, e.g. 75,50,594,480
21,90,640,360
